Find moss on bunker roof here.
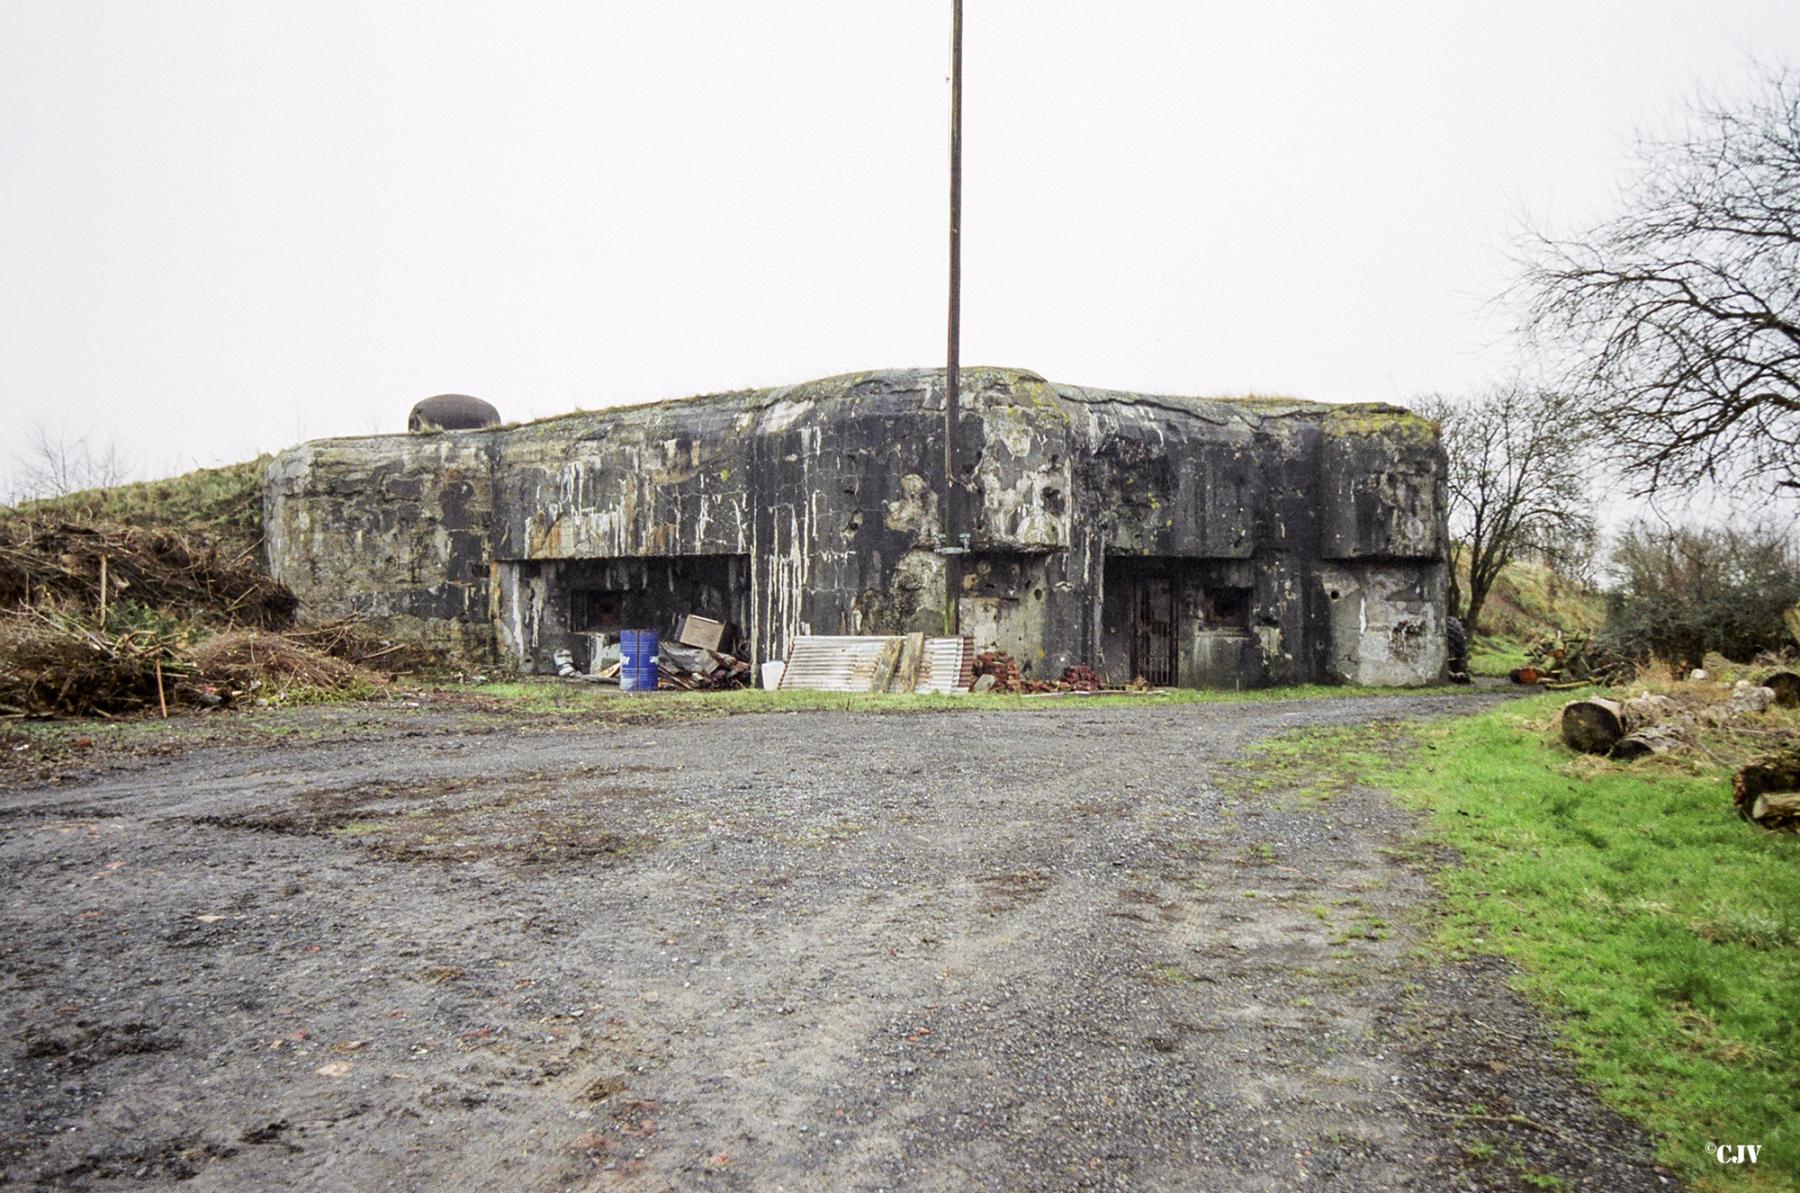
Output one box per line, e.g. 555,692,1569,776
312,367,1427,446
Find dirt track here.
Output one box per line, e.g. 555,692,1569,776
0,693,1676,1191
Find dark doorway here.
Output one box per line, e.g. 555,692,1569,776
1130,575,1178,686
557,554,749,646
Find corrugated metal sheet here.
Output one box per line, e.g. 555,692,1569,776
778,636,893,693
779,635,973,694
916,636,975,694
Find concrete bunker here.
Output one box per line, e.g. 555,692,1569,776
265,367,1449,688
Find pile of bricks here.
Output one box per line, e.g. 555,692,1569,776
1059,665,1101,692
974,651,1025,693
972,654,1117,695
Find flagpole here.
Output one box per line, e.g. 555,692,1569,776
943,0,963,635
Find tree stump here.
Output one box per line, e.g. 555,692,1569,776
1561,698,1629,754
1734,745,1800,830
1758,671,1800,708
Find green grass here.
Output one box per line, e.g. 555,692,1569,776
3,457,268,544
459,679,1465,718
1455,552,1604,639
1469,634,1531,677
1253,695,1800,1190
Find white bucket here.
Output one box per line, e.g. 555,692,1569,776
761,660,786,691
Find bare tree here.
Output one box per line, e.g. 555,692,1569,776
1516,63,1800,495
4,419,134,504
1415,386,1597,634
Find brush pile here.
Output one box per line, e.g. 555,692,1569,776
1509,633,1636,689
0,496,415,716
0,604,193,717
187,629,368,693
0,519,296,627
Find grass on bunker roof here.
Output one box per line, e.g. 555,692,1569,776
1246,691,1800,1191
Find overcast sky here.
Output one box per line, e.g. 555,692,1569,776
4,1,1798,494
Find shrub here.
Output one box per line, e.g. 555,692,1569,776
1600,522,1800,666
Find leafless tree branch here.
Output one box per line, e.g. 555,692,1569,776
3,419,135,505
1515,63,1800,495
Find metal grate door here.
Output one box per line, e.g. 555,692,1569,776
1131,577,1178,686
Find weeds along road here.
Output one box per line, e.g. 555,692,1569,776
0,692,1672,1191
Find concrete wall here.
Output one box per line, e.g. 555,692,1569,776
265,367,1448,685
263,434,496,658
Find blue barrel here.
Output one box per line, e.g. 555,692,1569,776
619,630,659,692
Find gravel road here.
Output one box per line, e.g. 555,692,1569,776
0,692,1677,1191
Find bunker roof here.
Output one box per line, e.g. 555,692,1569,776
313,367,1428,446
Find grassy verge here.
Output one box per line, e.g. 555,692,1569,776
1252,694,1800,1190
1454,551,1604,642
1468,634,1530,677
461,679,1464,717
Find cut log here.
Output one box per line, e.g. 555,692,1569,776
1758,671,1800,708
1609,723,1690,761
1561,697,1628,754
1729,682,1775,713
1750,791,1800,830
1733,746,1800,828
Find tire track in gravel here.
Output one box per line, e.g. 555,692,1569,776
0,692,1675,1191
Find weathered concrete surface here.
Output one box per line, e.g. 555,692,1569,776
265,369,1448,686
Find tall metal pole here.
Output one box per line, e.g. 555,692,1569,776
943,0,963,635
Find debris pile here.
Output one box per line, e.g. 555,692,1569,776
1510,634,1635,689
569,617,754,690
656,645,751,691
187,630,375,698
1560,678,1793,760
972,651,1025,693
1060,665,1102,692
1734,744,1800,831
0,512,412,717
0,518,295,628
284,617,440,673
970,651,1139,695
0,605,191,717
1556,664,1800,832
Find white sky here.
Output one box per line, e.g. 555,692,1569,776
4,1,1798,492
